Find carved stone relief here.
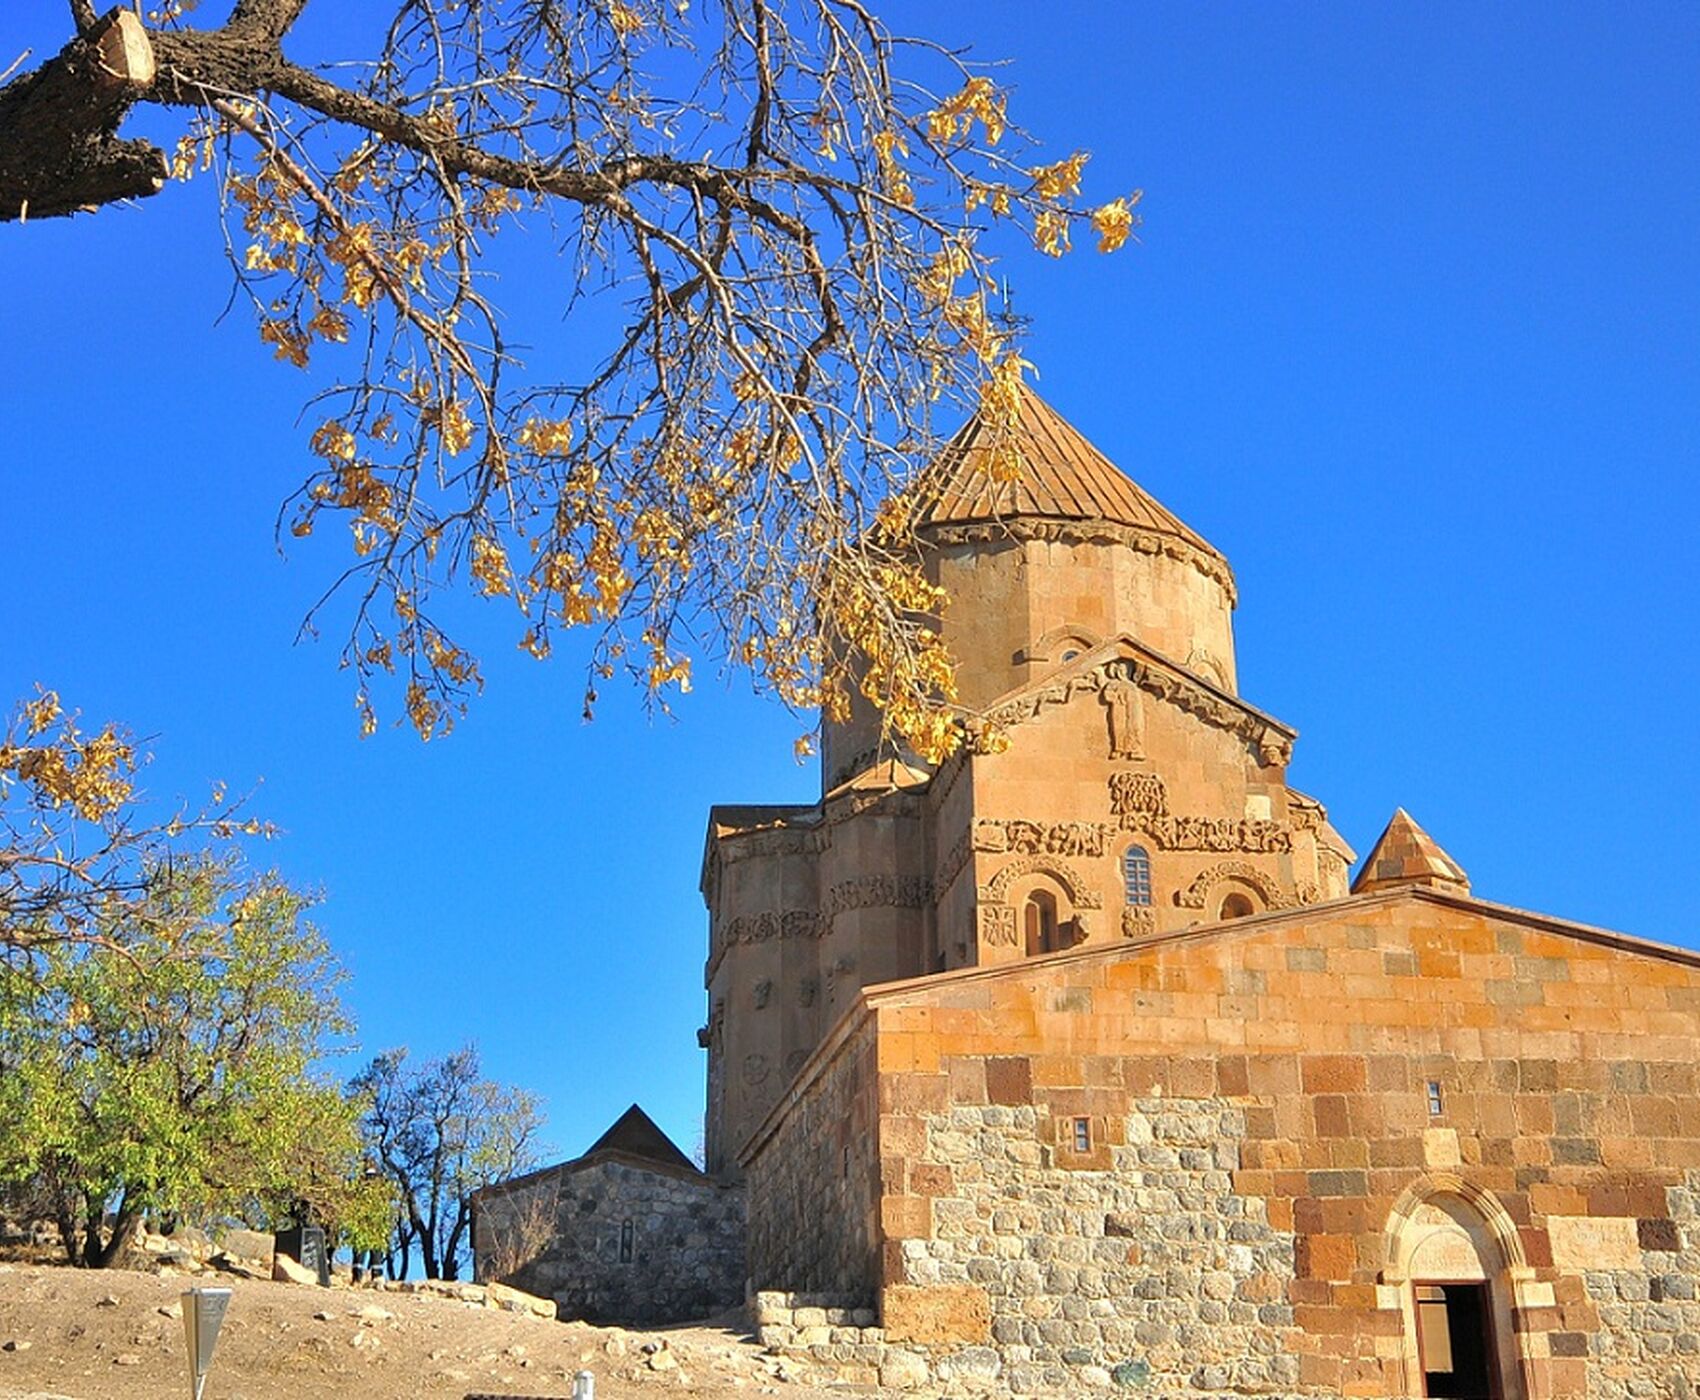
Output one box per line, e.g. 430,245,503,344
753,979,773,1009
988,654,1293,767
1109,772,1292,853
742,1053,770,1086
1175,861,1293,911
922,518,1238,601
1121,906,1156,939
1101,675,1146,760
799,976,819,1008
978,856,1104,909
823,874,932,915
1144,815,1292,853
973,819,1107,858
979,905,1018,946
934,832,973,896
1109,771,1168,821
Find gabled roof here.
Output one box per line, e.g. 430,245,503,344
1352,809,1470,894
584,1104,698,1173
982,632,1296,763
472,1103,707,1204
908,384,1224,564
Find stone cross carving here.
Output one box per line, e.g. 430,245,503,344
1101,674,1146,761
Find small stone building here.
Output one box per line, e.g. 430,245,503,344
702,387,1700,1396
470,1104,744,1323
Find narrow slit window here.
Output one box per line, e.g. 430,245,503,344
619,1218,634,1263
1072,1117,1092,1153
1426,1081,1444,1117
1122,846,1152,907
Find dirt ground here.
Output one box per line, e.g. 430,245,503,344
0,1261,861,1400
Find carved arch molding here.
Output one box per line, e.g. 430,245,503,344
978,856,1104,910
1175,860,1293,910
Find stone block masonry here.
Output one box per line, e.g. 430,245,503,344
475,1154,744,1324
743,891,1700,1396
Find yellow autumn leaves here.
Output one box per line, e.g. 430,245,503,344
0,690,135,824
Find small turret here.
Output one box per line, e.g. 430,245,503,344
1351,809,1470,895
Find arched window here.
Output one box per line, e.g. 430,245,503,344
1220,892,1256,920
1023,889,1060,957
1122,846,1152,906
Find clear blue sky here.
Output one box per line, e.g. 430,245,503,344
4,2,1697,1164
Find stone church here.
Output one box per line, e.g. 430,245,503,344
490,387,1700,1398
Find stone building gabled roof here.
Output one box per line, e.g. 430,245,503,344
583,1104,699,1174
474,1104,706,1204
1351,809,1470,895
908,384,1224,562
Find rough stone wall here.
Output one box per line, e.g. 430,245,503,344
743,1013,880,1303
853,893,1700,1396
903,1095,1300,1394
1580,1169,1700,1395
475,1156,744,1324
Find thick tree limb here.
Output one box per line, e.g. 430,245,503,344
0,9,165,220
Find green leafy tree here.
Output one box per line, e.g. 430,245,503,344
353,1045,545,1280
0,856,384,1266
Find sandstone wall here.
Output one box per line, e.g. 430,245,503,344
475,1156,744,1324
852,893,1700,1396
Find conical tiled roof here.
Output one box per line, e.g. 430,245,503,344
1351,809,1470,895
909,384,1224,563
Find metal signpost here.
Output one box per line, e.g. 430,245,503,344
180,1286,232,1400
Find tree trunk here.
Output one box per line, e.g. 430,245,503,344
93,1202,138,1268
54,1200,80,1267
79,1201,104,1268
0,9,166,221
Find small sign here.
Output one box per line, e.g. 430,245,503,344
181,1287,232,1400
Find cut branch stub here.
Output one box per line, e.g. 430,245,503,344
0,9,165,221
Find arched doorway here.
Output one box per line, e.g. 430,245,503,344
1383,1183,1527,1398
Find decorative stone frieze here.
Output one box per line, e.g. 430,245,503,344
933,832,973,897
1120,906,1155,938
921,516,1238,604
1142,814,1293,853
972,819,1107,858
987,655,1293,767
823,875,933,915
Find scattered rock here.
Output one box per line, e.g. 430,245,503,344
114,1353,142,1366
313,1310,335,1322
273,1253,319,1286
96,1294,120,1308
357,1304,395,1324
156,1303,182,1320
2,1339,32,1352
485,1280,556,1320
219,1228,274,1266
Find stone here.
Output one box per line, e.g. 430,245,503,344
881,1284,992,1345
2,1339,31,1352
878,1348,931,1390
486,1280,557,1320
273,1253,319,1286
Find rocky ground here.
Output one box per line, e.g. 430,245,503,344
0,1261,860,1400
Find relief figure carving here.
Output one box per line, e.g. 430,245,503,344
1102,673,1146,760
